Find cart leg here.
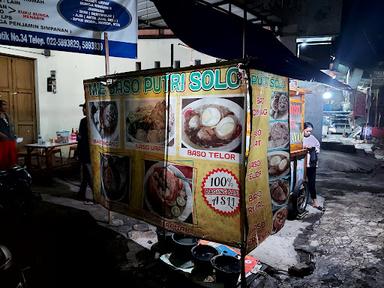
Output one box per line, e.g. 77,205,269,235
108,210,112,224
241,245,247,288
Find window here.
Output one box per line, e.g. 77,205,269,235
194,59,201,66
135,62,141,71
154,61,161,68
174,60,180,68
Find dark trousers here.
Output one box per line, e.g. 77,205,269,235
307,167,317,200
79,163,92,199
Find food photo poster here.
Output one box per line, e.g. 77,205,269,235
84,64,290,249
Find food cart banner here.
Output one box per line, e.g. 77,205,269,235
84,64,249,246
0,0,137,58
289,94,304,150
245,69,289,252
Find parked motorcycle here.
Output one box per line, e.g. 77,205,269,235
0,245,29,288
0,165,39,288
0,166,37,216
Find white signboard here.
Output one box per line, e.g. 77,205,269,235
0,0,137,58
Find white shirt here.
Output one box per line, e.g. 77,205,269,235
303,134,320,167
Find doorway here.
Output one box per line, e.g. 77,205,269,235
0,54,37,150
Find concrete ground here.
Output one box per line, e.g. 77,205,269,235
2,149,383,287
252,150,384,287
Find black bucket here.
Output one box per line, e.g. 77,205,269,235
171,233,198,260
154,228,174,254
211,254,241,288
191,244,218,273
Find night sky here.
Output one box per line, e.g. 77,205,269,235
336,0,384,69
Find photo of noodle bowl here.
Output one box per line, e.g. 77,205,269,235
126,99,174,144
268,122,289,149
268,151,290,177
272,207,288,233
270,92,288,120
182,98,243,151
269,179,289,205
144,162,192,222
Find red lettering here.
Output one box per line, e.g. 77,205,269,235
208,151,236,160
290,119,296,129
247,203,264,215
187,149,207,157
250,160,261,168
247,206,256,214
252,108,268,117
252,140,262,147
290,104,301,115
256,97,264,105
247,170,262,180
253,129,262,137
248,190,262,202
247,235,258,246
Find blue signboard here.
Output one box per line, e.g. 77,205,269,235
0,0,137,58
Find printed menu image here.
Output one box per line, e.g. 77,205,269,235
289,101,303,147
89,101,120,145
85,64,290,249
125,99,175,146
272,207,288,234
268,121,289,149
181,97,243,152
270,92,288,120
143,161,193,223
267,151,290,177
269,179,289,206
100,153,131,204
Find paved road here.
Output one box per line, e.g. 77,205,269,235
259,150,384,288
4,150,383,288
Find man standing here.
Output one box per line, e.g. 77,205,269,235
77,103,92,201
0,100,16,170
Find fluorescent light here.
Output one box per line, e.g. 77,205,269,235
323,91,332,99
297,36,333,43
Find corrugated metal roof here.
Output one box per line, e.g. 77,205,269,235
138,0,282,30
138,0,167,28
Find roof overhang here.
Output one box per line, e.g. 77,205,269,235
153,0,350,90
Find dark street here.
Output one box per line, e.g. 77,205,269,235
0,149,382,287
252,150,384,287
0,1,384,288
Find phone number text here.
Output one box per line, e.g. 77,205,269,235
46,37,103,51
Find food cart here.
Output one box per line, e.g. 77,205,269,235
287,82,309,219
83,60,292,285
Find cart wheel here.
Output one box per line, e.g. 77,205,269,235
288,181,309,220
296,182,309,214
